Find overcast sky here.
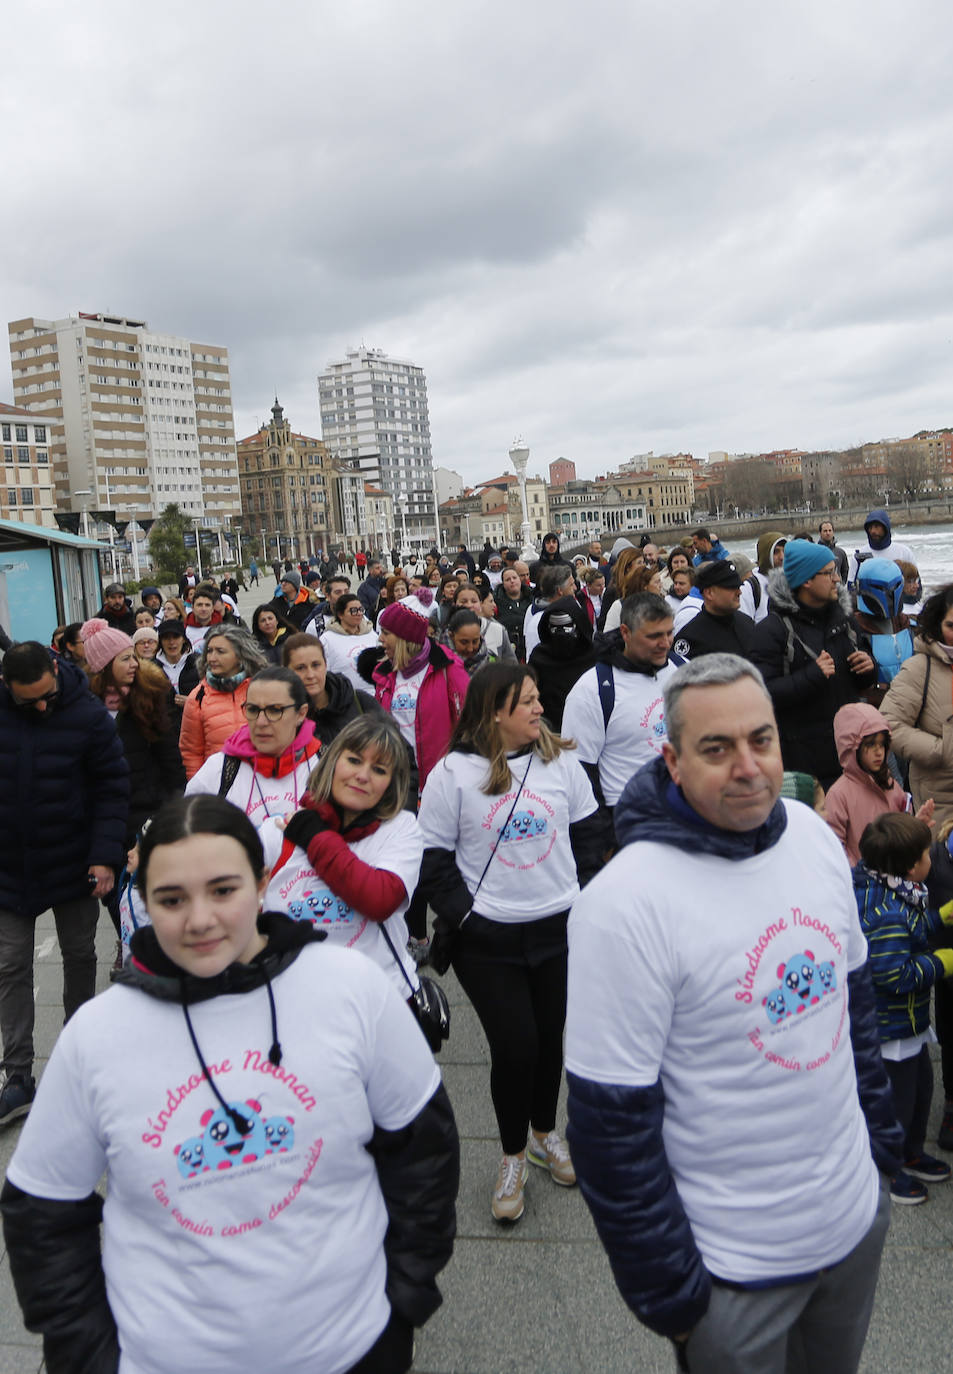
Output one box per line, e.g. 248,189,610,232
4,0,953,485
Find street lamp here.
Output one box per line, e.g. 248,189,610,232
74,489,92,540
397,497,408,558
508,437,537,562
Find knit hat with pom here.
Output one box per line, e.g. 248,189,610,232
132,626,159,645
378,593,431,645
81,618,134,673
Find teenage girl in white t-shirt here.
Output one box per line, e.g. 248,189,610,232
2,794,458,1374
262,715,424,1000
418,663,598,1224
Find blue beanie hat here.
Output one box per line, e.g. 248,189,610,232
783,539,836,590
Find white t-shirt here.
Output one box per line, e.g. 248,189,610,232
319,629,379,693
847,538,916,586
184,621,214,650
566,801,879,1282
522,602,547,661
561,659,679,806
418,750,596,923
261,812,423,996
186,752,318,829
389,665,427,751
672,598,702,635
157,651,191,690
7,946,441,1374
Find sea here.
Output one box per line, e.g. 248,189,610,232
731,523,953,595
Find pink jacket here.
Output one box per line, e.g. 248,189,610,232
825,702,909,866
373,640,468,790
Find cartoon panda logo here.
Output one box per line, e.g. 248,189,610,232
776,950,821,1012
174,1135,207,1178
199,1099,268,1170
264,1115,295,1152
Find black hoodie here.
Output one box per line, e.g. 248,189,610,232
528,595,597,731
309,669,384,748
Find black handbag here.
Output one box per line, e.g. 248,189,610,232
428,754,534,976
381,923,451,1053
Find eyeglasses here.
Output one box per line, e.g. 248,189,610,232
242,702,297,723
344,606,363,614
11,686,58,709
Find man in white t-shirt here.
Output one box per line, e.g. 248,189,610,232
561,592,681,840
565,654,900,1370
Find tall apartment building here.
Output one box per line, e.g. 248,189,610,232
0,402,58,528
318,346,437,548
7,312,240,527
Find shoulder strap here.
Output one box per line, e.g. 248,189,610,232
748,574,762,609
195,683,206,705
595,661,615,731
914,653,933,729
268,835,297,882
217,754,242,797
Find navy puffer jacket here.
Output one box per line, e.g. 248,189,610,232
0,658,130,916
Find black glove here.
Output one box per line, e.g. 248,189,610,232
283,806,335,853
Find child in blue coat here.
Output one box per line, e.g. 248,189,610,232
854,813,953,1204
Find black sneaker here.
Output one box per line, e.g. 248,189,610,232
0,1074,35,1127
890,1170,929,1205
939,1106,953,1152
904,1153,952,1184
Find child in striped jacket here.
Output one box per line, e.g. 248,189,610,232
854,812,953,1205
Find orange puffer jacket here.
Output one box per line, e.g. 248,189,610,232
179,676,251,780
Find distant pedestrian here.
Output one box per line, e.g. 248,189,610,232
248,557,260,586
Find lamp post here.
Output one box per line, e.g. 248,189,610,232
508,437,537,562
74,489,92,540
398,497,408,559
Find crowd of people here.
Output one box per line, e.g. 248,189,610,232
0,506,946,1372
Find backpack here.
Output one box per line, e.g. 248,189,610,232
594,650,685,731
217,754,242,797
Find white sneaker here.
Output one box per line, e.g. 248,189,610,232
491,1153,528,1222
526,1129,576,1186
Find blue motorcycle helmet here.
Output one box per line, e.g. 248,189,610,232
857,557,903,619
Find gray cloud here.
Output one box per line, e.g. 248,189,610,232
3,0,953,486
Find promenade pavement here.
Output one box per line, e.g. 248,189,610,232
0,574,950,1370
0,916,952,1372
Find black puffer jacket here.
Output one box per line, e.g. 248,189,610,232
0,658,130,916
310,670,384,748
1,913,459,1373
494,585,533,659
750,569,875,784
567,756,903,1340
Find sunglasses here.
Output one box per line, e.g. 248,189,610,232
12,685,58,709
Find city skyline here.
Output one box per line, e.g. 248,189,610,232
3,3,953,487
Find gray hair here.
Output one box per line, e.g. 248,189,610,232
198,624,268,678
619,591,672,632
663,653,771,751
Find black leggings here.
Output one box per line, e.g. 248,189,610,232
884,1044,933,1163
451,910,568,1155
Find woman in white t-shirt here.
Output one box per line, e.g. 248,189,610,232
320,592,379,693
418,663,598,1224
1,794,458,1374
261,716,424,1000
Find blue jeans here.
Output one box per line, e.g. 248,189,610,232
0,901,101,1076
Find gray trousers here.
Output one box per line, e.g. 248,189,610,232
680,1179,890,1374
0,900,101,1077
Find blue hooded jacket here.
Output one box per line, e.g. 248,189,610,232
567,755,902,1340
864,508,893,551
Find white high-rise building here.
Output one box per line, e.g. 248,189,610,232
318,346,437,547
7,311,240,526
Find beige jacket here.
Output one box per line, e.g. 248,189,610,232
881,639,953,824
